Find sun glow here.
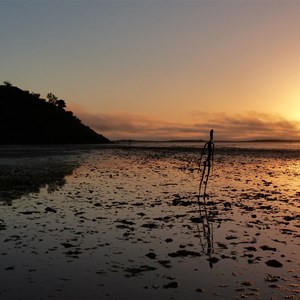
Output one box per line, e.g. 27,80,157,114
287,94,300,121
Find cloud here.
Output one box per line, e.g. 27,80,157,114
208,112,300,140
71,108,300,141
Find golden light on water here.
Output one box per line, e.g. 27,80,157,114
0,145,299,298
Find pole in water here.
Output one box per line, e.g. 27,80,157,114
198,129,214,199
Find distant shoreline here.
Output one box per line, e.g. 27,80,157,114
114,139,300,143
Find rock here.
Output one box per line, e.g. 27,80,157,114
172,198,194,206
116,224,134,230
260,245,277,251
145,252,156,259
61,242,74,248
269,284,280,288
240,281,252,286
64,250,82,256
21,211,39,215
0,220,6,231
259,205,272,210
45,207,57,213
264,274,280,282
217,242,228,249
225,235,238,240
265,259,283,268
124,265,156,277
224,202,231,208
168,249,201,257
283,215,294,221
141,223,159,229
165,238,173,243
190,216,204,223
116,219,136,225
244,246,257,251
157,260,172,268
163,282,179,289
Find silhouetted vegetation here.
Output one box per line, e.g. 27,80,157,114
46,92,66,109
3,80,12,87
0,83,111,144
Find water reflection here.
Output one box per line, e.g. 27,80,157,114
0,148,84,203
196,196,216,268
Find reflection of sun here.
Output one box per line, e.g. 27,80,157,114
289,161,300,176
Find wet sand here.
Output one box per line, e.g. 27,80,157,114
0,146,299,299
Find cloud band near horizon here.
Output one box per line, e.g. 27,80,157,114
74,110,300,141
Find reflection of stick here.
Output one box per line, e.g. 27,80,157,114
196,198,214,265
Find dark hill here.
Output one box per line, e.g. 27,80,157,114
0,85,111,144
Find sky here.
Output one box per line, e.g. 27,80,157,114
1,0,300,141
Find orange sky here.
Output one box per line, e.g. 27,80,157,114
2,1,300,140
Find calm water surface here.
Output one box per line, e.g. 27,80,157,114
0,143,299,299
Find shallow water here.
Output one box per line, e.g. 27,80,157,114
0,145,299,299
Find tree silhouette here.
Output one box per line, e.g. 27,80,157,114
31,93,40,99
3,81,12,87
47,92,66,109
47,92,58,104
56,99,66,109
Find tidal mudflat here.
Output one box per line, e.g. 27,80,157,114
0,145,299,299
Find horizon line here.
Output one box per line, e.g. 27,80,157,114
112,138,300,143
